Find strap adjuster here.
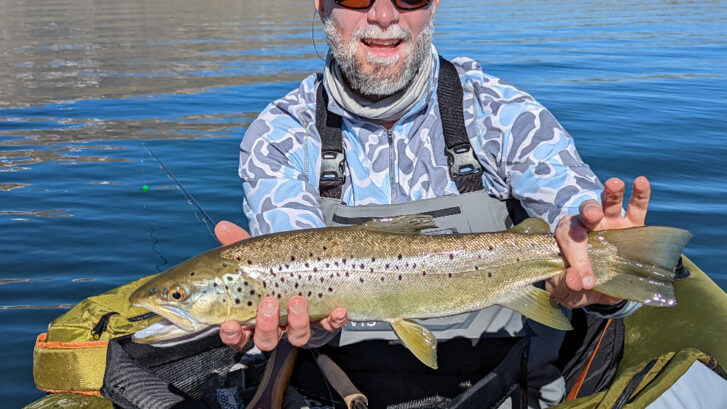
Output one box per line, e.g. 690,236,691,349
320,150,346,183
446,144,482,177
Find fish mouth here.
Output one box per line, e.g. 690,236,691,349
132,319,219,347
132,301,200,333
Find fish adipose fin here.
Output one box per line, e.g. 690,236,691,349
361,215,438,234
508,218,551,234
590,226,692,307
389,318,438,369
498,286,573,331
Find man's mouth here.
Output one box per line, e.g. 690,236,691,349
362,38,403,48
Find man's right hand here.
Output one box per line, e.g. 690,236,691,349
214,221,348,351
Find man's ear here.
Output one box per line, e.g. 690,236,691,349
315,0,326,20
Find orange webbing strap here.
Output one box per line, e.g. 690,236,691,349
33,333,108,395
566,319,613,401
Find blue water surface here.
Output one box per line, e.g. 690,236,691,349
1,0,726,406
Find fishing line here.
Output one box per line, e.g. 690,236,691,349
140,146,169,271
143,143,217,240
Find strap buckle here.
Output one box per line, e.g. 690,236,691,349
446,144,482,177
320,150,346,183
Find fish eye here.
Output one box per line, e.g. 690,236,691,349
167,286,186,302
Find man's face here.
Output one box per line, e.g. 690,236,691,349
318,0,438,97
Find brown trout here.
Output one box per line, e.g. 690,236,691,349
130,216,691,369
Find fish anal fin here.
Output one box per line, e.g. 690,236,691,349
361,215,438,234
499,286,573,331
508,218,551,234
389,318,438,369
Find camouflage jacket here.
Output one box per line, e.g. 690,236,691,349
239,47,603,237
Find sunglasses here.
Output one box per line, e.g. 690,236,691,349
334,0,431,11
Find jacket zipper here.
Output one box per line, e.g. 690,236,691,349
387,129,396,203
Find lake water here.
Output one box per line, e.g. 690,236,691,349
1,0,726,406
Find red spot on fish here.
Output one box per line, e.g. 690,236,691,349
449,254,454,260
516,258,520,262
225,285,229,290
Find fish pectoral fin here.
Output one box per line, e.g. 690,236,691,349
508,218,551,234
389,318,438,369
360,215,438,234
498,286,573,331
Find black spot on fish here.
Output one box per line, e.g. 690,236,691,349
290,273,294,278
320,277,324,283
235,299,240,304
323,246,327,251
475,266,479,270
336,272,340,277
317,257,321,261
247,301,253,306
222,263,228,268
370,268,374,273
244,281,249,286
313,267,318,273
405,263,409,267
250,290,255,295
478,255,482,259
247,260,252,265
395,265,400,270
488,272,492,278
318,293,323,298
305,262,310,268
412,263,417,269
222,298,226,303
213,283,218,288
334,261,339,267
398,254,403,260
298,274,302,279
308,275,312,280
488,245,494,250
328,287,333,292
237,287,242,292
278,266,282,271
281,277,285,283
325,263,330,268
380,277,384,282
448,273,452,278
285,264,289,269
342,259,347,264
227,276,233,281
516,258,520,262
236,257,241,261
398,274,402,280
360,264,365,269
309,252,313,257
308,291,312,297
449,254,454,260
277,294,281,299
225,285,228,290
263,281,267,288
329,274,334,278
275,283,279,288
422,271,426,276
345,272,349,277
269,268,274,274
371,257,376,262
295,283,299,288
190,272,195,277
385,263,390,269
359,278,364,283
291,256,295,261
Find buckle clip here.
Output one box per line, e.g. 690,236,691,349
446,144,482,177
320,150,346,183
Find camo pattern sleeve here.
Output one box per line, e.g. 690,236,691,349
239,75,326,237
454,57,604,230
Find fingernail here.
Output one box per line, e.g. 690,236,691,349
288,299,304,315
220,329,238,338
260,301,278,318
583,274,595,288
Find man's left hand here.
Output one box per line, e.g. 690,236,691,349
547,176,651,309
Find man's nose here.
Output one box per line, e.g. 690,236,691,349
367,0,400,28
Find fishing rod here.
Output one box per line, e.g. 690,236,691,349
143,143,217,240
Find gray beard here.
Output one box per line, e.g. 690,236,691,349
323,14,434,98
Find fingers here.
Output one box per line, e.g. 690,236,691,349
578,200,604,230
626,176,650,226
554,215,595,291
601,178,625,220
254,297,282,351
286,297,311,347
214,220,251,246
319,308,348,332
220,321,252,349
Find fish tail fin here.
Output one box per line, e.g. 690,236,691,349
589,226,692,307
499,286,573,331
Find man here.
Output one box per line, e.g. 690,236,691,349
215,0,650,407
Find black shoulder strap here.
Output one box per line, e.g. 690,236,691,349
316,83,347,199
315,57,486,198
437,56,485,193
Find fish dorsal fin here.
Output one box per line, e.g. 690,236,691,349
361,215,438,234
389,318,438,369
498,286,573,331
508,218,551,234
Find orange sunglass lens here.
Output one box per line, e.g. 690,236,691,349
336,0,374,9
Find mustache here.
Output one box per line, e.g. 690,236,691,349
351,24,413,42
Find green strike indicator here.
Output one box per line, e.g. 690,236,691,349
142,185,149,192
